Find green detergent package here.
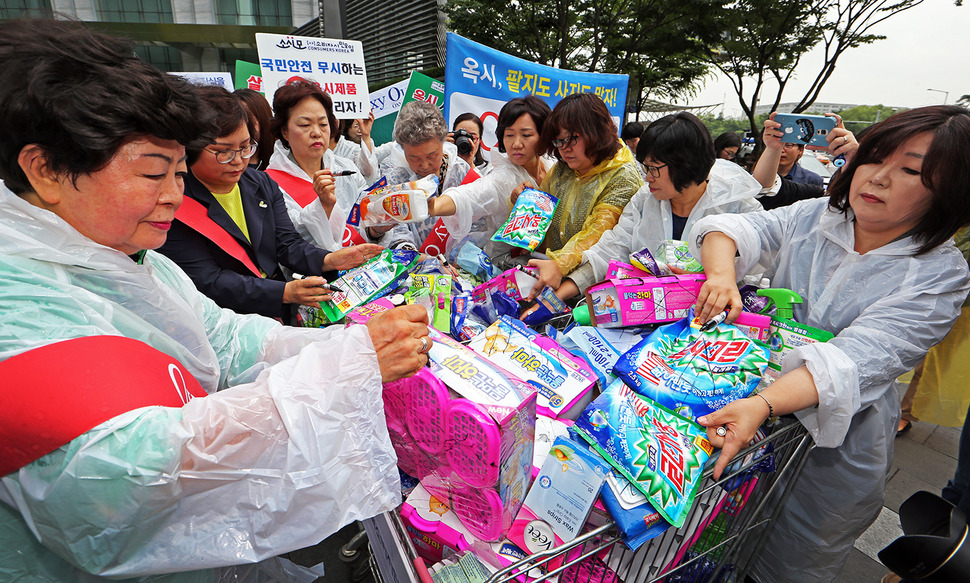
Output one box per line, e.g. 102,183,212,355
302,249,420,326
491,188,558,251
573,380,713,527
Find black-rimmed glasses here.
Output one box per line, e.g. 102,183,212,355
204,142,258,164
642,162,668,178
551,134,580,149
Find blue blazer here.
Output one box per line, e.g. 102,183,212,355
159,168,331,319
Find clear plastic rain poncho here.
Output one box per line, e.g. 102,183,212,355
569,158,763,291
0,184,400,582
688,198,970,583
268,141,367,251
539,143,643,275
438,150,555,256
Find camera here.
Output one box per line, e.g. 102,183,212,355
452,128,475,156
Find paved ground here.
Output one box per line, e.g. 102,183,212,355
836,381,962,582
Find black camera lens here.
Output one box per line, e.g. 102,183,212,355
453,128,474,156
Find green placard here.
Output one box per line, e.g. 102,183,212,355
234,60,263,92
401,71,444,110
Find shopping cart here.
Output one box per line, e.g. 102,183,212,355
365,415,814,583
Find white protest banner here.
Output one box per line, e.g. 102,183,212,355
172,72,234,91
255,33,369,120
370,79,408,119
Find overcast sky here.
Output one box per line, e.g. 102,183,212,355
687,1,970,117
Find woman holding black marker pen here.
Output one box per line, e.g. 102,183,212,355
265,78,371,251
158,85,380,320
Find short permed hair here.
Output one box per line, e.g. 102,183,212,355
0,19,216,195
393,100,448,146
828,105,970,255
188,86,250,165
495,96,552,154
269,78,337,150
538,93,620,166
636,112,715,192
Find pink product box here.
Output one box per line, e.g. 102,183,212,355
343,297,396,325
401,483,471,564
585,274,707,328
472,267,539,302
732,311,772,342
605,260,651,280
385,333,536,542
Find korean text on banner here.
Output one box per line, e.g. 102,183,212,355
172,72,233,91
234,60,263,92
402,71,445,110
444,33,629,162
256,33,370,119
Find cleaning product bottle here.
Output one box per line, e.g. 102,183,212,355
755,288,834,389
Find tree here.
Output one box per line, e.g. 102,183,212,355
442,0,724,117
713,0,925,147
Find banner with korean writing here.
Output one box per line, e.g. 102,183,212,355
172,72,233,91
255,33,369,120
234,60,263,92
444,33,628,161
401,71,445,110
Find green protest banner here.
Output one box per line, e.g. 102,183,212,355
401,71,444,110
234,61,263,92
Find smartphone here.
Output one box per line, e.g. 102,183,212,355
774,113,836,148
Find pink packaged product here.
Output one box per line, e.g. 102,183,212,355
388,330,537,543
343,297,396,326
731,311,772,342
585,274,707,328
472,266,539,302
605,260,651,280
401,482,472,564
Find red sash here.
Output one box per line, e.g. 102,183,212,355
418,167,481,255
265,168,366,247
175,196,262,278
0,336,208,476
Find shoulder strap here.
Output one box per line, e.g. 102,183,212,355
0,336,208,476
175,196,262,278
265,168,318,208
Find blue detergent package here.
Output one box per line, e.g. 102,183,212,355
573,380,713,527
612,307,769,422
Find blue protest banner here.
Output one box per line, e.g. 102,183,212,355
445,33,629,161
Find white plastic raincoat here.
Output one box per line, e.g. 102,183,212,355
332,135,380,185
0,184,400,582
439,151,554,256
377,141,471,248
267,141,366,251
688,198,970,582
570,158,763,291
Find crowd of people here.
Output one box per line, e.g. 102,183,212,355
2,16,970,583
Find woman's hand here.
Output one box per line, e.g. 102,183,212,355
358,111,374,141
821,113,858,164
526,258,564,301
510,181,532,205
762,112,784,151
696,396,772,480
283,276,333,306
694,231,741,324
312,169,337,215
323,243,384,271
366,305,432,382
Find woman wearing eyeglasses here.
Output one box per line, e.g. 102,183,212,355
548,112,763,301
265,78,371,251
158,86,379,320
524,93,643,297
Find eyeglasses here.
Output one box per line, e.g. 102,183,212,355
551,134,580,149
641,162,668,178
204,142,258,164
782,142,803,150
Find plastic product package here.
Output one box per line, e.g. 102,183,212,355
573,380,713,527
557,326,626,389
456,241,498,281
304,248,419,325
613,307,770,421
348,175,439,227
473,266,540,303
520,286,569,327
408,274,452,332
491,188,558,251
451,293,489,342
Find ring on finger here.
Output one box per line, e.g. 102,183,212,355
842,136,848,145
716,426,727,437
417,336,430,354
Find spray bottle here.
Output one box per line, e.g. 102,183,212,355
755,288,834,389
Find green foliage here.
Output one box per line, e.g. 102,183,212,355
443,0,725,115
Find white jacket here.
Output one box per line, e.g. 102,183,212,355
0,184,399,582
571,158,763,291
267,141,366,251
689,198,970,582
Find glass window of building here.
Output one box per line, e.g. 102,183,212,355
98,0,174,23
0,0,52,19
135,45,182,73
216,0,292,26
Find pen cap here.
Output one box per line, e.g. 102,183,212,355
756,288,803,320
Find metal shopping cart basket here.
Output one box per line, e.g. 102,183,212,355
364,415,814,583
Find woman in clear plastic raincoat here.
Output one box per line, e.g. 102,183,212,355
688,105,970,583
525,92,643,297
0,19,432,583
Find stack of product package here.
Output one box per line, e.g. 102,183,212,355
302,182,830,583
